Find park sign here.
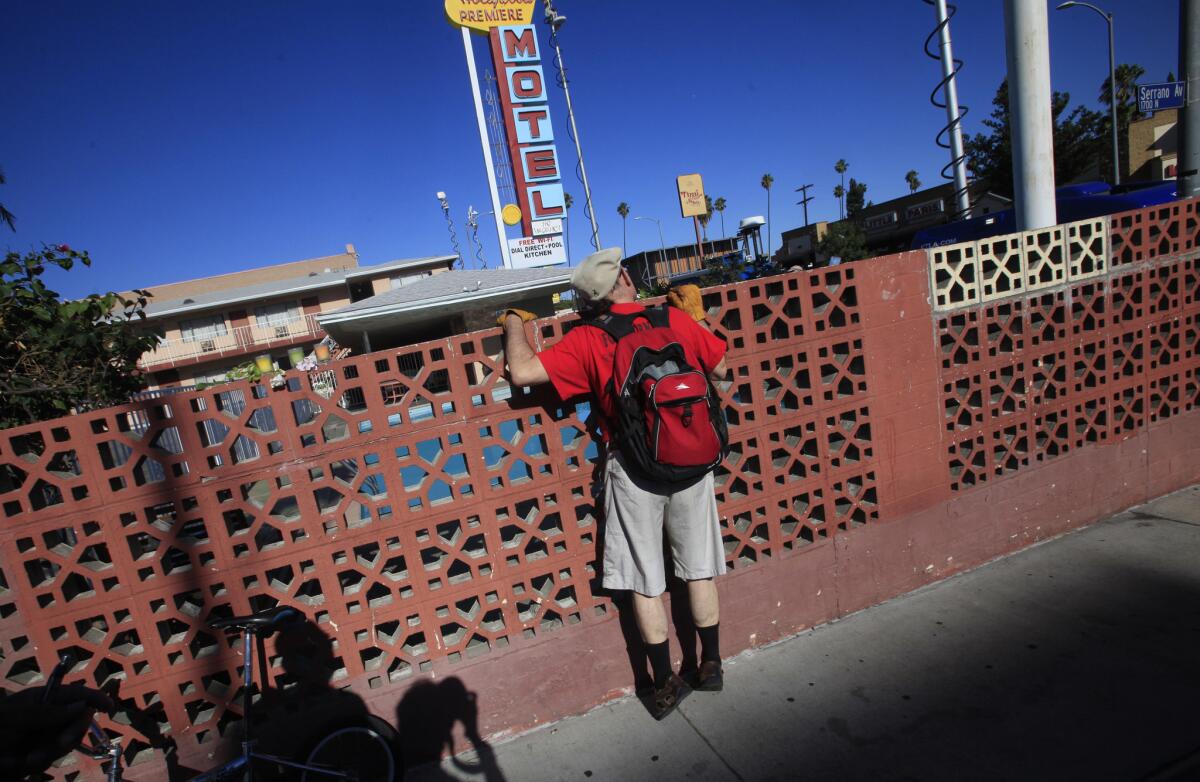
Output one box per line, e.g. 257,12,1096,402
444,0,538,33
1137,81,1186,113
677,174,707,218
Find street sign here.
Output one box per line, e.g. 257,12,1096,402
1137,81,1186,113
508,234,567,268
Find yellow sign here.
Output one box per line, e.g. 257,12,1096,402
677,174,707,218
501,203,523,226
444,0,538,33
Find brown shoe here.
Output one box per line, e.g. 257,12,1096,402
692,660,723,692
649,673,690,720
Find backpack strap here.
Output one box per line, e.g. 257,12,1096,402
643,303,672,329
579,307,663,342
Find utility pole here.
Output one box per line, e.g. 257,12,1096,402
543,1,601,250
1180,0,1200,199
1004,0,1057,230
795,183,814,226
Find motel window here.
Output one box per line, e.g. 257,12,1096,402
254,301,299,328
178,314,228,343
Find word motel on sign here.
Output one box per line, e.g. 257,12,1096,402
492,25,566,231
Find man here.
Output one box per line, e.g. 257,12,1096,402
501,247,729,720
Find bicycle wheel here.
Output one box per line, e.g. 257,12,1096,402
300,726,396,782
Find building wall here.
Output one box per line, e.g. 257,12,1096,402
141,271,406,386
128,249,359,303
1129,109,1178,181
779,187,1011,265
625,237,741,289
1,200,1197,778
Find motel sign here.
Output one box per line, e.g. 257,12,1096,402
490,25,567,266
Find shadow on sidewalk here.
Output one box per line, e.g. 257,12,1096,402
397,677,506,782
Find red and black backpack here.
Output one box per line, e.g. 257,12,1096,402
584,304,728,484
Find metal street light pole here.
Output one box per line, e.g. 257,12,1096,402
634,216,666,289
543,2,602,250
1057,2,1120,186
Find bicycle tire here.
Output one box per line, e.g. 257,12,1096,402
300,726,396,782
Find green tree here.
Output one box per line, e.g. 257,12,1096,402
965,79,1105,196
0,167,15,232
1098,63,1147,179
616,201,630,257
1,245,157,428
905,169,921,193
834,159,848,218
816,221,869,264
761,173,774,257
846,178,868,216
713,197,727,238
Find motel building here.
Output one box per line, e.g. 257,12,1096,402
134,245,569,391
776,182,1012,267
622,237,743,291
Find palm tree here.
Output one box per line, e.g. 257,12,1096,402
834,159,848,219
714,197,727,239
698,195,713,241
616,202,630,257
833,184,845,214
761,173,774,258
0,167,15,232
905,169,921,194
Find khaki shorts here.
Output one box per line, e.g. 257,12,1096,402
601,451,726,597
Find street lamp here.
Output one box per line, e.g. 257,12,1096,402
466,206,495,269
1056,1,1120,186
633,216,667,290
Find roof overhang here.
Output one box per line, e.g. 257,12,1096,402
342,255,457,280
143,255,459,320
317,273,571,336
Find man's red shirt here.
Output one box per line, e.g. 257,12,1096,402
536,303,727,441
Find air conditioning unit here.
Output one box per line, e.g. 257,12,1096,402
200,339,216,352
274,326,290,339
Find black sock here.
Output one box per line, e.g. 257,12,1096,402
646,640,673,687
697,622,721,664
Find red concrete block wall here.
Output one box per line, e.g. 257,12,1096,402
0,201,1197,778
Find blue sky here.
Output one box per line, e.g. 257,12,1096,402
0,0,1181,298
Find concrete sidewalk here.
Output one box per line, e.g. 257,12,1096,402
406,485,1200,782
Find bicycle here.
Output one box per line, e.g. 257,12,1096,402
46,605,399,781
42,652,124,782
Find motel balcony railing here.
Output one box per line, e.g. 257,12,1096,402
139,313,324,369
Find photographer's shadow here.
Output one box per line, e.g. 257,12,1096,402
396,677,506,782
251,618,396,778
